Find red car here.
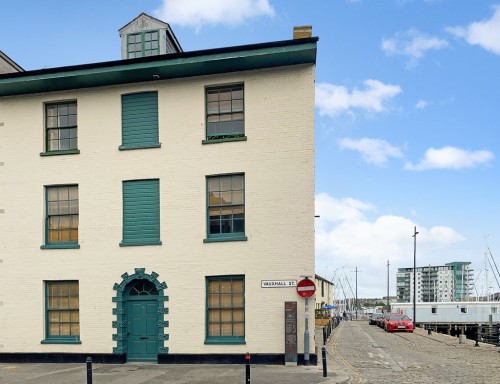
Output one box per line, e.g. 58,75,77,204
384,314,414,332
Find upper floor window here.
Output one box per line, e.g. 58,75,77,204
205,85,244,141
128,31,159,58
120,92,160,150
45,101,78,153
205,174,246,242
42,185,79,249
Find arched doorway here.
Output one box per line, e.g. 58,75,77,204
112,268,169,362
126,279,159,361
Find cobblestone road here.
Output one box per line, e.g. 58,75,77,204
326,321,499,384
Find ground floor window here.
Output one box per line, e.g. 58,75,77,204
205,275,245,344
42,281,80,344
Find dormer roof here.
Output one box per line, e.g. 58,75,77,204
0,50,24,74
119,12,182,56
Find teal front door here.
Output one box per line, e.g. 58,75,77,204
127,299,158,362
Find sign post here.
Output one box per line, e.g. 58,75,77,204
297,277,316,365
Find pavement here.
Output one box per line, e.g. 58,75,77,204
0,324,350,384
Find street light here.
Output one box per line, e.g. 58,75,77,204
412,226,419,325
387,260,390,311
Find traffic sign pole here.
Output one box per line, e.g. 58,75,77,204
297,277,316,366
304,296,310,365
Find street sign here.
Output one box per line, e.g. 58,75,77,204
296,278,316,298
261,280,297,288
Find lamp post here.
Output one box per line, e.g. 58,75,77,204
355,267,358,319
387,260,390,311
412,226,419,325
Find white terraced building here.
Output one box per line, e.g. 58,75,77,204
0,14,318,364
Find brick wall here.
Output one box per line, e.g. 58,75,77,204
0,64,315,355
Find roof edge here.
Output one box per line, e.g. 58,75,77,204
0,37,318,80
0,50,24,72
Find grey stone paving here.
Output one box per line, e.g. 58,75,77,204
1,321,498,383
326,320,500,384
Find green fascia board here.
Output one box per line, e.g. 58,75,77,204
0,38,317,97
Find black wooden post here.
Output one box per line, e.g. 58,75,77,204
86,357,93,384
475,325,480,347
322,345,327,377
245,352,250,384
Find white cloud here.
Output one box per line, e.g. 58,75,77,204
415,99,429,109
154,0,275,31
405,146,494,171
447,5,500,55
381,28,448,68
338,137,404,165
315,193,374,225
315,80,402,117
315,193,464,297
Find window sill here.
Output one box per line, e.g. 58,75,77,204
40,244,80,250
202,136,247,145
40,149,80,156
119,143,161,151
41,338,81,344
204,235,247,243
119,240,162,247
204,339,246,345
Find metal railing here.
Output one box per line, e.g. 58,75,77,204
476,324,500,347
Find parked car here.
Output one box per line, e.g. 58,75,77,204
377,312,393,328
384,314,414,332
369,313,383,325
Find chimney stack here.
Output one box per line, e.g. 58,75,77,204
293,26,312,39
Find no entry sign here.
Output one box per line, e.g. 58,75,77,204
296,279,316,298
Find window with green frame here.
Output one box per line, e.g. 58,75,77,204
45,185,79,246
42,281,80,343
206,276,245,344
206,85,244,140
206,174,245,241
45,101,78,152
127,31,159,58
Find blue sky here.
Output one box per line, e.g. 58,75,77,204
2,0,499,299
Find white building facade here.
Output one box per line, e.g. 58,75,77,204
0,15,317,364
396,262,473,303
314,275,334,310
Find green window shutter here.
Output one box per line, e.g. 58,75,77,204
121,92,159,149
121,179,161,246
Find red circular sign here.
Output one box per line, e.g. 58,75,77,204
296,279,316,298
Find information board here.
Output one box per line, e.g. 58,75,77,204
284,301,298,366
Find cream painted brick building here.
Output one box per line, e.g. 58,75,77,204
0,14,317,364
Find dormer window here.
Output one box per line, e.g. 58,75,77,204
119,13,182,60
127,31,159,58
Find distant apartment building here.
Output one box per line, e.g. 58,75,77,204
396,262,473,303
